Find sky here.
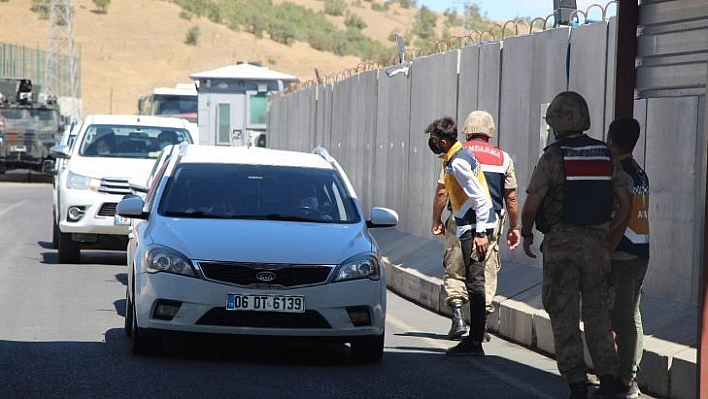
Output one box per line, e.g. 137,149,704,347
417,0,614,23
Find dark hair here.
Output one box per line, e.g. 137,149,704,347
608,117,640,153
425,116,457,141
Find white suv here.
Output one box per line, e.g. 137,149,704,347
117,145,398,361
50,114,197,263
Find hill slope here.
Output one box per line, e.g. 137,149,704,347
0,0,459,116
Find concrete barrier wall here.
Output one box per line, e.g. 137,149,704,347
268,21,706,305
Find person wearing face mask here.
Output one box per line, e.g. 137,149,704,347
520,91,631,398
425,116,496,357
432,110,521,341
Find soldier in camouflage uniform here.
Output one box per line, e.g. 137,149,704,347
520,91,631,399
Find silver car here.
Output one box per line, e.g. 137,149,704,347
118,144,398,362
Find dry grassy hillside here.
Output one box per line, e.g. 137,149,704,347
0,0,449,117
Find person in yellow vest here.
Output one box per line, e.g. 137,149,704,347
425,116,496,356
431,110,520,340
606,117,649,399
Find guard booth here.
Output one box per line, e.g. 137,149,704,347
190,62,297,147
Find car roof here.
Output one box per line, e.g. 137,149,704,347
175,145,335,170
83,114,191,128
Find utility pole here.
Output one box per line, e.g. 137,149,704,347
45,0,80,120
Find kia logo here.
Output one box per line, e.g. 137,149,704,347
256,271,276,282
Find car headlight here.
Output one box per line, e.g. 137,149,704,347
66,170,100,191
333,254,380,282
144,245,196,277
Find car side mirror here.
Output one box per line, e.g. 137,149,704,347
116,196,148,220
42,159,56,174
366,207,398,228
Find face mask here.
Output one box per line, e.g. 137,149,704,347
428,137,444,154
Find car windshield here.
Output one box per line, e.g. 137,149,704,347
158,163,360,223
78,124,193,159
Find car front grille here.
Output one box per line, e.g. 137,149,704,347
99,177,131,195
97,202,118,216
196,308,331,329
197,262,334,288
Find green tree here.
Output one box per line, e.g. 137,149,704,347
30,0,50,19
412,6,437,40
323,0,346,16
344,12,367,30
93,0,110,14
185,26,200,46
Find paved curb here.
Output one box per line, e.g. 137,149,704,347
374,229,697,399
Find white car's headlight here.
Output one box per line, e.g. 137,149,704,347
333,254,380,282
144,245,196,277
66,170,100,191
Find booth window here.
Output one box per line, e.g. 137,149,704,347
217,103,231,145
248,93,268,127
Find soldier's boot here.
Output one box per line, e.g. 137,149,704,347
447,299,467,340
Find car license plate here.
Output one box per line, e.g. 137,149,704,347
226,294,305,313
114,215,130,225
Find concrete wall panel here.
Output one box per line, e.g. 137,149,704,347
318,83,334,151
373,69,410,214
644,96,700,302
349,71,378,214
568,21,610,140
498,34,536,266
457,45,480,125
457,42,502,146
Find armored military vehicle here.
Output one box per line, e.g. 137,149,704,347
0,78,65,182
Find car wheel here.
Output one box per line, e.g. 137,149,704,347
124,289,133,337
57,231,80,263
51,219,59,249
350,334,384,363
131,299,161,356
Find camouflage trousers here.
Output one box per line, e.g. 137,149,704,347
442,214,503,313
541,228,618,384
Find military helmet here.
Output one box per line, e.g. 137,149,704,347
462,110,495,138
545,91,590,133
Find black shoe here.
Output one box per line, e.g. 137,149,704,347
592,375,622,398
445,339,484,357
616,379,641,399
568,381,588,399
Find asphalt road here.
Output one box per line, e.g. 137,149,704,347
0,182,583,398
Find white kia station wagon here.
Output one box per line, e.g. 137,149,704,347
117,144,398,362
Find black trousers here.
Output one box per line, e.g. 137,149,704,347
459,230,489,343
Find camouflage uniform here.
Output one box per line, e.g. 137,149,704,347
527,141,625,385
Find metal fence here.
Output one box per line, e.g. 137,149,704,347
0,42,80,98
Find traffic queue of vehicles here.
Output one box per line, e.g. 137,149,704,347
44,117,399,362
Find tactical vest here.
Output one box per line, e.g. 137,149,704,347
535,135,613,232
464,140,505,215
615,157,650,258
443,145,494,226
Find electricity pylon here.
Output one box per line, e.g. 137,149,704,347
44,0,80,119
